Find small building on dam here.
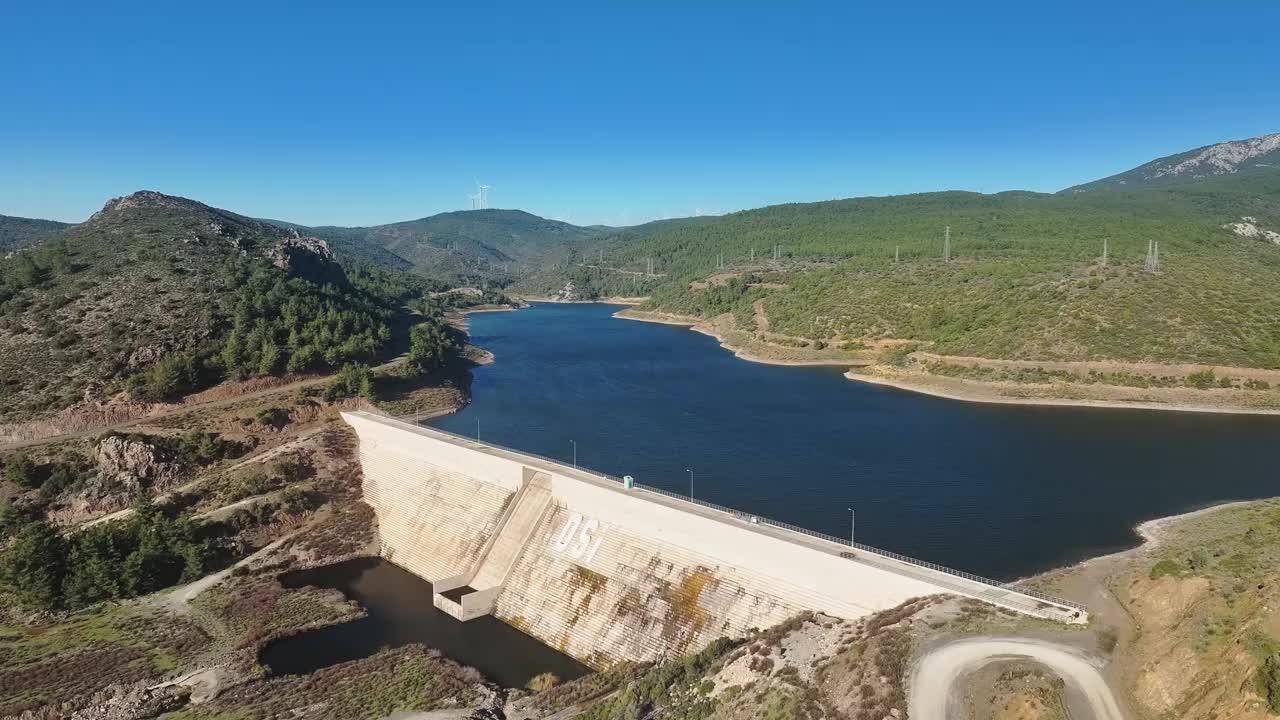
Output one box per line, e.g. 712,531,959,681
342,411,1085,667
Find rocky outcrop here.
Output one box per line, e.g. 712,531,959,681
552,281,580,302
57,682,188,720
126,344,168,369
1154,133,1280,180
93,435,183,492
265,234,346,285
88,190,210,222
1224,216,1280,245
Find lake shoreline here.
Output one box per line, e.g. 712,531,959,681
516,295,648,305
614,308,869,367
614,308,1280,416
845,369,1280,417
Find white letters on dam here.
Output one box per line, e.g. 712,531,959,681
344,411,1085,667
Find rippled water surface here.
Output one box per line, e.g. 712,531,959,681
435,302,1279,579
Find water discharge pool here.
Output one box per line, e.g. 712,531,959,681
258,557,589,687
434,302,1280,580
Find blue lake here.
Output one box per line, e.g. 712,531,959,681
434,302,1279,580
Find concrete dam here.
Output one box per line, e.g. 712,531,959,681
343,411,1086,667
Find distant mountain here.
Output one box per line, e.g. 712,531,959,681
0,191,430,421
0,214,70,252
268,209,606,286
1066,132,1280,192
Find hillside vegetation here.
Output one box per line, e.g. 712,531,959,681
0,215,69,253
273,208,607,287
0,192,454,422
536,159,1280,370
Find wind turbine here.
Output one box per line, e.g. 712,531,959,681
467,192,480,210
473,180,493,210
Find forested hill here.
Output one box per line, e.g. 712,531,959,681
0,215,70,253
0,191,454,422
543,140,1280,368
269,208,607,287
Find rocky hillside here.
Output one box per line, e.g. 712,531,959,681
0,191,428,423
0,214,69,253
1068,132,1280,192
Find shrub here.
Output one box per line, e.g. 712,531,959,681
527,672,562,692
0,522,68,609
405,320,452,375
3,453,39,488
280,487,318,514
880,343,918,367
1264,654,1280,713
127,351,200,402
255,406,290,429
1149,559,1183,579
274,460,311,484
1186,369,1217,390
0,498,38,538
174,431,242,465
228,471,272,501
38,462,82,499
324,363,375,401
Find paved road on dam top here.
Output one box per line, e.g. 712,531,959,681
434,302,1280,580
908,638,1127,720
386,416,1080,622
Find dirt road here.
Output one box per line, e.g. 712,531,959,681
907,637,1126,720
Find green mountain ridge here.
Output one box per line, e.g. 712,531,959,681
267,208,608,287
0,215,70,253
528,137,1280,369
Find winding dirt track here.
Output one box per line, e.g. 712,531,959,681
907,637,1126,720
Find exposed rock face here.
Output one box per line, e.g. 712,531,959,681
93,435,182,492
1224,216,1280,244
1153,133,1280,180
265,235,346,284
58,682,188,720
1068,132,1280,192
89,190,211,222
553,281,580,302
127,344,168,369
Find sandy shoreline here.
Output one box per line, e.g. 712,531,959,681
844,370,1280,417
517,295,648,305
614,309,868,368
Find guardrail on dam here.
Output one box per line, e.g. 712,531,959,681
342,411,1086,667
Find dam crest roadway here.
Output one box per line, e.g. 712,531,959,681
343,410,1085,668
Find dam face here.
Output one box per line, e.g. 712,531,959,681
344,411,1085,667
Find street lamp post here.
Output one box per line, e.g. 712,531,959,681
570,440,577,468
686,468,694,498
848,507,856,546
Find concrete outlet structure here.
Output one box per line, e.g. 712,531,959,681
344,411,1086,667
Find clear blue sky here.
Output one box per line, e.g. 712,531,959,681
3,1,1277,227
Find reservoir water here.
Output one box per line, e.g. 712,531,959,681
435,302,1280,580
259,557,589,686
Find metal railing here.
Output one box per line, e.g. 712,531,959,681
393,412,1085,613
